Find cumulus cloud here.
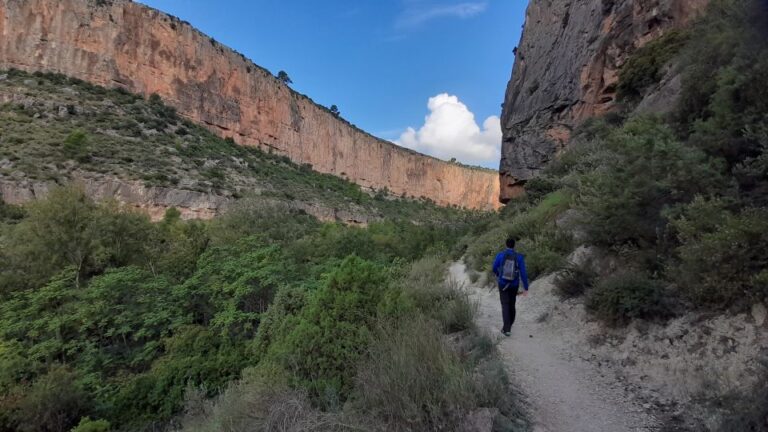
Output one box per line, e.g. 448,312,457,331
395,2,488,30
396,93,501,166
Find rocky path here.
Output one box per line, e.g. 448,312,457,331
449,261,660,432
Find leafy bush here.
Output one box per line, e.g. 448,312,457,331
71,417,111,432
585,271,674,326
9,365,90,432
617,30,690,101
671,201,768,309
392,256,476,333
578,117,725,249
351,316,475,431
63,129,91,162
261,256,390,398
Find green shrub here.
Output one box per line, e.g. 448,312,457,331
578,117,725,249
262,256,390,398
671,205,768,309
63,129,91,162
71,417,111,432
351,316,475,431
394,256,476,332
617,30,690,101
585,271,674,326
10,365,90,432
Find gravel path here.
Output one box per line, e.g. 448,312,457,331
449,261,660,432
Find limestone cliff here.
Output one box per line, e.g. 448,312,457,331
0,0,501,210
499,0,708,202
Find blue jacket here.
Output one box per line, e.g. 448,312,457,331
492,249,529,291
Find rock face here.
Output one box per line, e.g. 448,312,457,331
0,177,380,225
499,0,708,202
0,0,501,211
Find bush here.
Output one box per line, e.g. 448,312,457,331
261,256,390,399
578,117,725,249
71,417,111,432
63,130,91,162
585,271,674,326
671,204,768,309
394,256,476,333
179,363,345,432
10,365,90,432
351,316,475,431
617,30,690,101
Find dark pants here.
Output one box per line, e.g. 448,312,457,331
499,288,517,332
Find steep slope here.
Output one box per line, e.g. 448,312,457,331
0,70,470,224
499,0,708,202
0,0,501,211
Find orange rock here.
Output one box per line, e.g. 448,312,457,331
0,0,501,210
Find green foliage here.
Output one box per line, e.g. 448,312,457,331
8,365,90,432
63,130,91,162
71,417,111,432
617,30,690,101
0,69,472,224
670,201,768,309
0,186,155,291
578,117,725,249
351,316,475,431
585,271,674,326
262,256,390,398
676,0,768,200
392,256,476,333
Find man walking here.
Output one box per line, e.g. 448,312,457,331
492,237,530,336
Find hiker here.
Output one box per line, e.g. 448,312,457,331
492,236,529,336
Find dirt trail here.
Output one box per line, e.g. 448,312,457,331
449,261,659,432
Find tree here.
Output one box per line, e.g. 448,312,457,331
276,71,292,85
329,105,340,117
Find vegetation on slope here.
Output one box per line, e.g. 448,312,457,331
0,186,526,432
0,69,473,223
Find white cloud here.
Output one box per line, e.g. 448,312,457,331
395,2,487,30
396,93,501,167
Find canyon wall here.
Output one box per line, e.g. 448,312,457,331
499,0,708,202
0,0,501,211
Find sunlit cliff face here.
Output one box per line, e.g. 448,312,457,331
0,0,501,211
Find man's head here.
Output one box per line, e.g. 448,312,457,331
505,236,516,249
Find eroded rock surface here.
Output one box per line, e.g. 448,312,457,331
499,0,708,202
0,0,501,210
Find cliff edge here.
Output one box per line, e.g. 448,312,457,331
499,0,708,202
0,0,501,211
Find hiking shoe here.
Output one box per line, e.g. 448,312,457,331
501,330,511,337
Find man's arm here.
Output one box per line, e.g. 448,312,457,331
519,255,530,291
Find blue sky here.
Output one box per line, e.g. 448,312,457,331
139,0,528,168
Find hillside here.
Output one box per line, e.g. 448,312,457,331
0,0,502,211
0,69,473,224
